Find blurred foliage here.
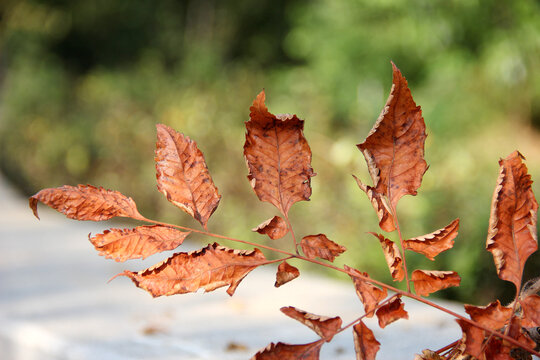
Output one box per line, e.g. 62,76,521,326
1,0,540,304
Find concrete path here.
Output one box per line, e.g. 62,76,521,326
0,175,465,359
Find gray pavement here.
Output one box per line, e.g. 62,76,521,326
0,175,465,359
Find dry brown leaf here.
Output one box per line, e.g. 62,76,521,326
280,306,342,342
456,319,485,359
251,340,323,360
89,225,190,262
464,300,512,330
29,184,143,221
300,234,346,262
484,337,513,360
244,91,315,216
414,350,445,360
275,261,300,288
353,321,380,360
345,265,387,317
119,243,266,297
155,124,221,230
520,294,540,327
353,175,395,232
404,219,460,261
252,216,289,240
370,232,404,281
357,62,428,209
412,270,461,297
487,151,538,291
375,297,408,328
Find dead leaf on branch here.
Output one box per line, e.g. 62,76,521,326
353,175,395,232
155,124,221,230
275,261,300,288
280,306,342,342
251,340,324,360
464,300,512,330
357,62,428,209
253,216,289,240
89,225,190,262
345,265,387,317
520,294,540,327
353,321,380,360
414,350,445,360
412,270,461,297
29,184,144,221
244,90,315,216
118,243,266,297
300,234,346,262
376,296,408,328
370,232,404,281
456,319,485,359
404,219,459,261
487,151,538,291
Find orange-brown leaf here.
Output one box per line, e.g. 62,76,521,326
345,265,387,317
464,300,512,330
520,294,540,327
29,184,143,221
251,340,323,360
155,124,221,229
119,243,266,297
275,261,300,288
357,62,428,209
487,151,538,291
404,219,460,261
353,321,380,360
375,297,408,328
89,225,190,262
280,307,342,342
301,234,346,262
252,216,289,240
244,91,315,216
456,319,485,359
370,232,404,281
412,270,461,297
353,175,395,232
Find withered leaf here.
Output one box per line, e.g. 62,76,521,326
520,294,540,327
155,124,221,230
253,216,289,240
357,62,428,209
353,175,395,232
89,225,190,262
483,337,512,360
353,321,380,360
280,306,342,342
464,300,512,330
29,184,143,221
301,234,346,262
375,297,408,328
345,265,387,317
412,270,461,297
244,90,315,216
487,151,538,291
251,340,323,360
413,350,444,360
456,319,485,359
404,219,460,261
370,232,404,281
275,261,300,288
119,243,266,297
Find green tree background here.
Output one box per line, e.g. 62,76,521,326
1,0,540,304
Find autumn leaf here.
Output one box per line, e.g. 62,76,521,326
413,350,444,360
487,151,538,291
119,243,266,297
353,175,395,232
353,321,380,360
404,219,459,261
280,306,342,341
251,340,324,360
370,232,404,281
29,184,144,221
155,124,221,230
253,216,289,240
376,297,408,328
300,234,346,262
275,261,300,288
357,62,428,209
244,90,315,216
456,319,485,359
89,225,190,262
345,265,387,317
464,300,512,330
411,270,461,297
519,294,540,327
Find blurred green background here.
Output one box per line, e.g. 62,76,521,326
1,0,540,305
